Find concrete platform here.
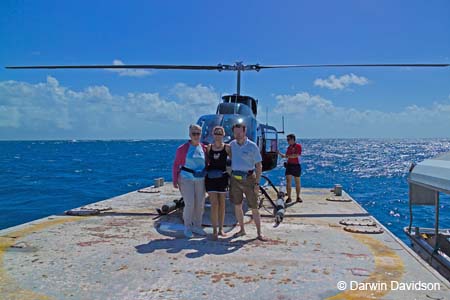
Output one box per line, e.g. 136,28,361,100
1,184,449,300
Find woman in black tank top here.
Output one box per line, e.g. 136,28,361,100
207,147,227,172
205,126,230,240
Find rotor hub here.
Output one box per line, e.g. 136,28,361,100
217,62,261,72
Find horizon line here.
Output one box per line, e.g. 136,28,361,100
1,137,450,142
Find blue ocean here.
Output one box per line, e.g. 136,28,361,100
1,139,449,244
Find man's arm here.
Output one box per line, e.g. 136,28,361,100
253,161,262,194
255,161,262,183
277,150,286,158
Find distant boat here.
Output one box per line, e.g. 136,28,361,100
405,151,450,280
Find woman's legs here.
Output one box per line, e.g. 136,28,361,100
294,176,302,201
209,192,219,239
218,193,227,236
286,175,292,201
179,177,195,234
193,179,206,229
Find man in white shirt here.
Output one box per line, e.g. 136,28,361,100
229,123,267,241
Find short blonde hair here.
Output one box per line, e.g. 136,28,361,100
189,124,202,133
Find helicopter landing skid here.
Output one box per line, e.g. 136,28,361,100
259,175,291,225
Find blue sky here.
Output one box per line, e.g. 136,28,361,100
1,0,449,139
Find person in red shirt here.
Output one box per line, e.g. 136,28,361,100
278,133,302,203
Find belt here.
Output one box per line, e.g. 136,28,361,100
181,166,206,178
231,170,254,180
181,166,195,173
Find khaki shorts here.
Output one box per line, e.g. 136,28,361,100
229,174,258,209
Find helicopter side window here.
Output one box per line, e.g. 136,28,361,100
264,131,278,153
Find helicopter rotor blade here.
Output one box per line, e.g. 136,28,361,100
5,64,224,70
6,63,449,71
256,63,450,70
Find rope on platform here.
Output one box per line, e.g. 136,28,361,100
343,226,384,234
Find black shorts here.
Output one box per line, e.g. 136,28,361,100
205,175,229,193
285,163,301,177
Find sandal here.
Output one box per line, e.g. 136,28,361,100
257,235,268,242
233,231,246,238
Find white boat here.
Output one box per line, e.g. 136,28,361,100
405,151,450,280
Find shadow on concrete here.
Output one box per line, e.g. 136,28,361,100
135,236,250,258
59,211,160,218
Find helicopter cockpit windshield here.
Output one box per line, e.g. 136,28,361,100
197,114,257,144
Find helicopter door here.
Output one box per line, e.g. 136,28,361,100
261,128,278,171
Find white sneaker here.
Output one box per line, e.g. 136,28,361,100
192,226,207,236
184,228,193,238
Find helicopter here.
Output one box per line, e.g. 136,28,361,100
6,61,449,173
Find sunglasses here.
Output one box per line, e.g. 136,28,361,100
191,132,201,136
214,131,224,136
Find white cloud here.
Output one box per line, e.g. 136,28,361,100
0,77,218,139
170,83,219,116
106,59,152,77
314,73,369,90
273,91,450,138
274,92,335,114
2,76,448,139
0,106,20,128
